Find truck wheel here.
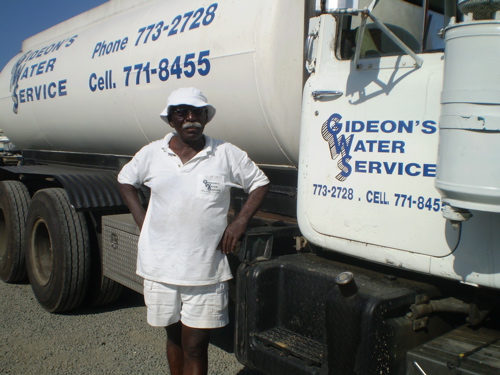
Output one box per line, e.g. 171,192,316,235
25,188,90,313
0,181,30,283
87,274,124,306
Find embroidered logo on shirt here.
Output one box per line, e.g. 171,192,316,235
199,175,224,197
203,179,217,191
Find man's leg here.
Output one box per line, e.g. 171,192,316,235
165,322,211,375
181,324,211,375
166,322,184,375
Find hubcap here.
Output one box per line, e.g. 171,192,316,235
30,218,53,286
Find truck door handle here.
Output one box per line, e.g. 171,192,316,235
312,90,344,101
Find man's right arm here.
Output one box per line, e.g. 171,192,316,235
119,183,146,230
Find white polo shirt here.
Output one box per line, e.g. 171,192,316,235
118,133,269,286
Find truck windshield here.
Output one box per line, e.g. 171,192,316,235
337,0,455,60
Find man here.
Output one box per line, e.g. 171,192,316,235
117,87,269,375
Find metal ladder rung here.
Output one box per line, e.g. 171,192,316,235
255,327,323,366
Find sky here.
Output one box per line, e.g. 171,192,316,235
0,0,109,72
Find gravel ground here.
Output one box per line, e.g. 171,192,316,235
0,281,263,375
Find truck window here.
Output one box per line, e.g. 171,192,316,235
337,0,453,60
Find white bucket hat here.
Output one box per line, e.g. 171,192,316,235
160,87,216,123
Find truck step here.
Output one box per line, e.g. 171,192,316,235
255,327,323,366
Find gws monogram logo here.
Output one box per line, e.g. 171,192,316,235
321,113,353,181
203,179,214,191
9,53,30,114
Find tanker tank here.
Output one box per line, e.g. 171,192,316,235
0,0,306,165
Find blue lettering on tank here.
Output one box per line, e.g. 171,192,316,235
8,34,77,113
18,80,68,103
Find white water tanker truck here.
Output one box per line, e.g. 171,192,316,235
1,0,499,373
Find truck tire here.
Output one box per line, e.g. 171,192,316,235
87,274,124,306
0,181,30,282
86,218,123,307
25,188,91,313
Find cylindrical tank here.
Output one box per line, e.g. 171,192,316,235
435,20,500,213
0,0,307,165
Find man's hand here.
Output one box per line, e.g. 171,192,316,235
218,184,269,254
219,219,247,254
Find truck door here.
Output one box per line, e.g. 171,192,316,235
298,0,455,263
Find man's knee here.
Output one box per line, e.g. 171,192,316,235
182,325,211,355
183,345,208,360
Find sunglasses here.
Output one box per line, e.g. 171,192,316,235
172,107,207,118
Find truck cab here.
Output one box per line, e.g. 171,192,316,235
237,0,500,373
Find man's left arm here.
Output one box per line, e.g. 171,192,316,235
219,183,270,254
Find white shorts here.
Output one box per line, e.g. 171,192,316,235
143,279,229,329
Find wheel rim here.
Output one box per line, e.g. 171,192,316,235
0,209,6,261
30,218,53,287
